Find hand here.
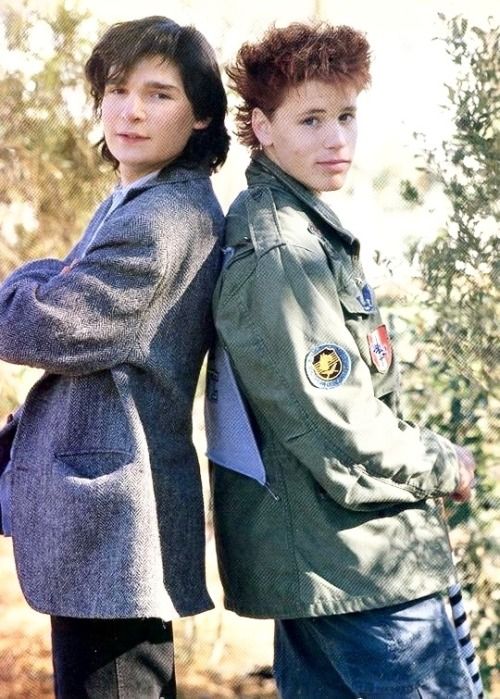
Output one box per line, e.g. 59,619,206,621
60,260,78,275
450,445,476,503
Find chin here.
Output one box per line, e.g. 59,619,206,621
323,178,345,192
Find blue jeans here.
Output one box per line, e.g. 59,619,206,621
274,594,476,698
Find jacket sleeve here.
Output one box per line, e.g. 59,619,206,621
214,212,460,510
0,208,165,376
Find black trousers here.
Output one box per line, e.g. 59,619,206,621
50,616,176,698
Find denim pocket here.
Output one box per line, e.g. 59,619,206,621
338,596,470,697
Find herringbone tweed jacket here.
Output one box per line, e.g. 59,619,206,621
0,165,223,620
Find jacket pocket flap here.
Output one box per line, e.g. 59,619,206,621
338,286,375,315
54,450,132,479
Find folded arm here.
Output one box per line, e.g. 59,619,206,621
215,237,461,510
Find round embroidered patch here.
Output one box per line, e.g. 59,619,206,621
305,343,351,389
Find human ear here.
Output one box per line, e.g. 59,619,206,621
193,117,211,131
252,108,273,147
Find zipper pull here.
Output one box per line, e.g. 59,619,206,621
264,482,280,501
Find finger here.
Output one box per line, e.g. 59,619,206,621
451,487,471,503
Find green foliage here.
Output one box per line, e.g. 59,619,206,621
400,178,423,205
0,0,113,280
400,14,499,690
414,16,499,380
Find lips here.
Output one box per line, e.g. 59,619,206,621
317,159,351,173
116,133,149,141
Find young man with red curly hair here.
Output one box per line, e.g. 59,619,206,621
207,22,477,698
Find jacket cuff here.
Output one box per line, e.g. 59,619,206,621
421,428,461,496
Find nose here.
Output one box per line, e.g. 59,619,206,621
120,93,145,121
323,122,347,149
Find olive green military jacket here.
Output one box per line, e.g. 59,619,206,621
211,153,460,619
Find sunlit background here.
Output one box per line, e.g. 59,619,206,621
2,0,497,273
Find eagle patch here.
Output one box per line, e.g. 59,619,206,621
305,343,351,389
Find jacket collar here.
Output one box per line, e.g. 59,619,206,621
119,162,210,202
246,152,357,247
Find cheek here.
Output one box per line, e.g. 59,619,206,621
159,108,194,137
278,131,309,159
348,125,358,150
101,101,118,134
290,142,315,163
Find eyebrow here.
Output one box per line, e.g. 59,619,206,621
298,105,357,117
105,78,180,92
144,81,180,91
299,108,327,116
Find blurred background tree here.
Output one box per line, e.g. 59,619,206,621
399,14,499,689
0,0,113,420
0,0,112,281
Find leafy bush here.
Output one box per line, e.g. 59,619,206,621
400,14,499,691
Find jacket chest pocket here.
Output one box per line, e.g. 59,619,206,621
338,282,384,369
339,287,396,382
319,237,394,377
319,237,377,318
339,272,378,315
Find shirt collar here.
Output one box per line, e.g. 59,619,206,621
115,169,161,198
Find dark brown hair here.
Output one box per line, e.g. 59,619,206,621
85,16,229,172
228,22,371,150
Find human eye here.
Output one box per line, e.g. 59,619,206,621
339,110,356,123
301,115,320,127
104,84,125,95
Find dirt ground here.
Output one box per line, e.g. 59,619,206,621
0,380,279,698
0,537,278,699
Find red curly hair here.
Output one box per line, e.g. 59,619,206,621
227,22,371,150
